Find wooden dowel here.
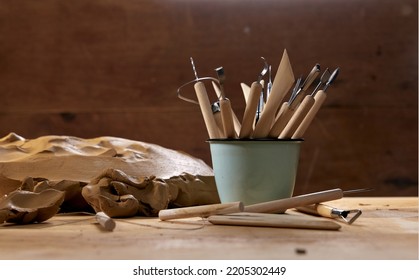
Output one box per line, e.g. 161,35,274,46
239,82,262,138
95,211,116,231
194,82,221,139
158,202,244,221
292,90,327,139
279,95,315,138
243,188,344,214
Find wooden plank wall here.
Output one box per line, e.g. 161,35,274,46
0,0,417,196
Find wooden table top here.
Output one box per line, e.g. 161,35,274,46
0,197,417,260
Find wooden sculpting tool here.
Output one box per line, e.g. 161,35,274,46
212,81,241,136
208,212,341,230
244,188,345,214
239,57,269,138
268,64,320,137
240,83,251,104
296,203,362,225
279,68,331,139
210,101,226,137
292,68,340,138
252,50,295,138
214,67,238,138
158,201,243,221
190,58,221,139
95,211,116,231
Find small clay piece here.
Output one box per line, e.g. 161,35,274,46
0,189,65,224
95,211,116,231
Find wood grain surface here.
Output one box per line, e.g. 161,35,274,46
0,0,417,196
0,197,417,260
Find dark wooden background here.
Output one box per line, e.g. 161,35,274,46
0,0,417,196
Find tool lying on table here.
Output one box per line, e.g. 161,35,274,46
208,212,341,230
295,204,362,224
158,202,243,221
243,188,369,214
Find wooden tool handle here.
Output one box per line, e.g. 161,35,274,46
268,103,293,137
158,202,243,221
296,203,334,218
212,111,226,138
243,188,343,214
292,90,327,139
239,82,262,138
279,95,315,138
194,82,221,139
220,99,236,138
95,211,116,231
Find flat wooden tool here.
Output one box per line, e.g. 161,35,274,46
208,212,341,230
252,49,295,138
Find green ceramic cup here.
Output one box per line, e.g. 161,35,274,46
208,139,302,205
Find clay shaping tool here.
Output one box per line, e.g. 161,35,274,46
240,83,251,104
212,81,241,136
292,68,340,138
214,67,237,138
158,201,243,221
279,68,331,139
268,64,320,137
239,57,269,138
208,212,341,230
210,101,225,137
252,50,295,138
189,58,221,139
243,188,368,214
296,203,362,225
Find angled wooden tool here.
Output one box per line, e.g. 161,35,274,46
252,49,295,138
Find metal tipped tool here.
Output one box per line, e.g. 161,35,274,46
215,67,226,100
323,68,340,91
311,68,331,96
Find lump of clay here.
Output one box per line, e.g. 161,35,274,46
0,132,214,184
82,169,220,217
0,133,219,219
0,189,65,224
